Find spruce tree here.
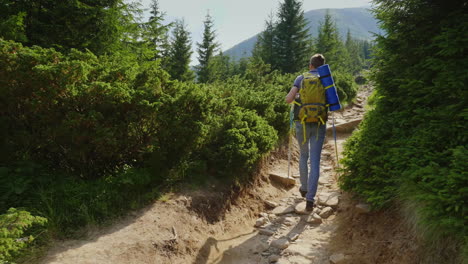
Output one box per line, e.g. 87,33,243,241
196,12,218,83
143,0,171,61
0,0,135,55
252,13,276,68
167,19,194,82
344,29,363,74
316,11,348,71
274,0,311,73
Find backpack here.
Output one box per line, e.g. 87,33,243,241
293,72,328,144
294,71,328,125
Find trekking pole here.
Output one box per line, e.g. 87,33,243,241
332,111,340,171
287,104,294,179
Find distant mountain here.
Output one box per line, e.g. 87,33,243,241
224,7,380,60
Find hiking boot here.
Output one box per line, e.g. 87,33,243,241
306,201,314,211
299,189,307,198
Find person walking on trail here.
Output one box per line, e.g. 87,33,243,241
285,54,332,212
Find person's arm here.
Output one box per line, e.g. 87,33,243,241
285,86,299,104
286,74,303,104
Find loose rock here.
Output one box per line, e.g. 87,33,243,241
306,213,322,224
288,233,299,241
265,200,279,208
294,202,310,215
259,229,275,236
255,217,268,227
283,217,295,226
319,207,334,219
271,238,290,250
271,205,295,216
317,193,340,208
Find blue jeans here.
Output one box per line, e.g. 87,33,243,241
295,121,326,202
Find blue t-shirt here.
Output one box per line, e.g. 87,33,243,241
293,69,319,89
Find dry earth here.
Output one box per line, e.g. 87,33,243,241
38,85,420,264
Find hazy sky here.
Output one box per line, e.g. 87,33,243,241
139,0,372,63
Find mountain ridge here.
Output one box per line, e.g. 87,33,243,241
224,7,380,59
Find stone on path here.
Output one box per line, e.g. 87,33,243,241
283,217,295,226
330,253,346,263
355,203,371,213
319,207,334,219
318,177,329,185
288,233,299,241
294,202,311,215
306,213,322,224
259,228,275,236
265,200,278,208
255,217,268,227
272,205,295,216
271,238,290,250
317,192,340,208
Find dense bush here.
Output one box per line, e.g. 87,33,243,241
340,0,467,261
0,40,168,178
0,40,293,262
333,70,358,104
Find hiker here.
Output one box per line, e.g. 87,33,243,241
285,54,332,211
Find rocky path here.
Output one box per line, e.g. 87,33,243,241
39,86,377,264
184,86,372,264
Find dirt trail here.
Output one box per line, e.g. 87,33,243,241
38,85,417,264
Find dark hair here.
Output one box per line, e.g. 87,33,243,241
309,54,325,68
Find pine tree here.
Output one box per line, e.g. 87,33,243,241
316,11,348,71
209,51,232,82
252,13,276,68
0,0,135,55
344,29,363,74
273,0,311,73
143,0,171,61
196,12,219,83
167,19,194,82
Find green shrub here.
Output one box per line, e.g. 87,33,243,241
340,0,467,260
333,70,358,104
210,107,277,177
0,40,168,178
0,208,47,262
